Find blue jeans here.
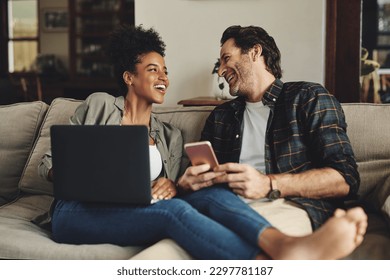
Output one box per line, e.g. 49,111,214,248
52,186,271,259
180,186,270,246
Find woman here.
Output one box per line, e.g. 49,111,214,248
40,25,366,260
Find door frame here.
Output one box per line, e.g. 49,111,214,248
325,0,361,102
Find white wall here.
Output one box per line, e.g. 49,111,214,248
136,0,326,106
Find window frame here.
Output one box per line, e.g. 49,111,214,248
0,0,40,76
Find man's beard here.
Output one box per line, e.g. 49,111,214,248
229,82,240,96
228,60,252,97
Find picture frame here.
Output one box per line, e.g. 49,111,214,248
41,8,69,32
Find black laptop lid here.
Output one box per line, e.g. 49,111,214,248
50,125,151,204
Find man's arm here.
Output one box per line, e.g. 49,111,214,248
274,167,349,198
212,163,349,199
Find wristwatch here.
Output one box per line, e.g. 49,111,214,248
267,174,281,200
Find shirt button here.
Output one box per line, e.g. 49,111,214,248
164,160,167,163
273,98,276,102
236,134,239,138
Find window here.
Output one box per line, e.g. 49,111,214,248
5,0,39,72
376,0,390,68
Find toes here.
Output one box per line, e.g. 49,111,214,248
354,233,364,245
346,207,367,221
357,221,368,236
334,208,346,218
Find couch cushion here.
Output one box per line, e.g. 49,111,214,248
19,98,83,195
342,103,390,196
366,175,390,222
130,238,192,260
0,101,48,205
342,103,390,221
152,106,214,144
344,213,390,259
0,194,143,259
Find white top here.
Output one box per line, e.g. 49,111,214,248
239,101,270,173
149,145,162,181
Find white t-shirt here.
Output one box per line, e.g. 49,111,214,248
239,101,270,173
149,145,162,181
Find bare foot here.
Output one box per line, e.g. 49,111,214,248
259,207,368,260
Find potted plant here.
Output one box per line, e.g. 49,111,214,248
211,58,230,100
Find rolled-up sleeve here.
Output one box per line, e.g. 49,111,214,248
304,90,360,197
38,150,52,180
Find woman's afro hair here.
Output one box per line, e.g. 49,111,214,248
107,24,166,93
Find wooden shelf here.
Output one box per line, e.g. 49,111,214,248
68,0,134,99
178,96,232,107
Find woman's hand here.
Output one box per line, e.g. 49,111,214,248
151,177,177,200
176,164,225,191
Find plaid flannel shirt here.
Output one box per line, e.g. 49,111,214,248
201,79,360,229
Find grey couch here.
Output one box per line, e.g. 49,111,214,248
0,97,389,259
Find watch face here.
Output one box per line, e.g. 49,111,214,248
268,189,281,200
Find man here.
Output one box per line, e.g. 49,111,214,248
177,25,367,259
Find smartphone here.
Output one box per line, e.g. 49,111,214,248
184,141,219,169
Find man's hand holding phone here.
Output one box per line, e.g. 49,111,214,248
184,141,219,169
178,141,270,198
177,141,224,191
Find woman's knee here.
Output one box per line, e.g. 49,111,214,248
155,198,196,216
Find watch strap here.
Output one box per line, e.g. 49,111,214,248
267,174,278,191
266,174,281,200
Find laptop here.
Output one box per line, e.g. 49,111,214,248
50,125,152,205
